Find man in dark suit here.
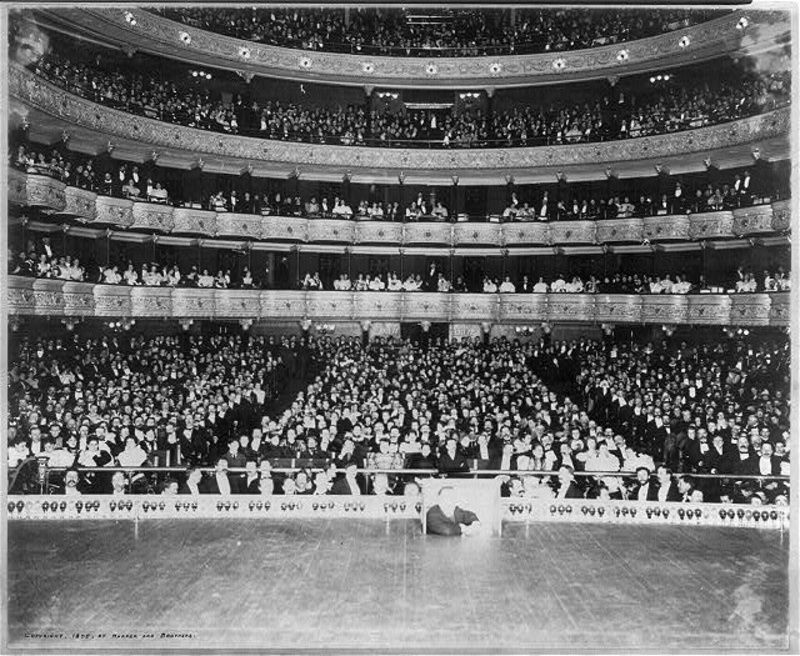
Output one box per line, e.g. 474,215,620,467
203,458,240,494
241,459,261,494
654,465,680,502
178,467,203,495
330,463,363,495
437,437,469,474
426,486,480,536
630,466,658,501
554,465,582,499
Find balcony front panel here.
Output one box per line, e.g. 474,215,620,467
685,294,733,325
352,292,403,320
596,219,642,244
308,292,355,320
688,211,736,240
642,215,691,242
130,286,174,317
172,288,217,317
61,281,96,316
403,223,452,245
547,295,597,322
173,208,218,236
402,293,452,321
771,199,791,232
453,223,504,247
729,293,773,326
594,294,642,323
451,293,498,323
60,186,97,222
92,283,133,317
639,294,688,324
732,204,777,236
549,221,597,245
354,221,404,245
131,203,175,232
11,64,790,176
63,9,786,89
306,219,355,244
261,290,307,319
5,277,789,326
94,196,134,228
214,290,263,318
497,294,549,322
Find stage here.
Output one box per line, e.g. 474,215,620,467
7,518,791,651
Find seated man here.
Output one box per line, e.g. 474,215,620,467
426,486,480,537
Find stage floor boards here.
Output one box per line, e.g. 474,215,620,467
7,518,791,651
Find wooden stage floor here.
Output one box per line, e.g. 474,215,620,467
7,518,791,652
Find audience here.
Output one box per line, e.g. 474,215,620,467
154,7,726,57
11,142,784,225
28,46,790,149
7,331,789,505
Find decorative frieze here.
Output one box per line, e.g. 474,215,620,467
6,277,789,326
733,205,775,236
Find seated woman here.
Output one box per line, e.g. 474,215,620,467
426,486,481,537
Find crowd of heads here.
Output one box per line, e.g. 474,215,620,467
29,45,790,149
155,7,725,56
7,330,789,505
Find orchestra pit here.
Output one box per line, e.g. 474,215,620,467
4,3,797,652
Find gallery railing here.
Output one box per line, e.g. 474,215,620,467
6,276,791,326
9,170,792,245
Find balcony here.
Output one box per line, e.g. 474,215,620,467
7,276,789,326
8,170,792,249
10,63,791,183
40,9,789,88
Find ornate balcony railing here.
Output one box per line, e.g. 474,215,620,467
6,277,790,326
4,494,789,531
8,171,791,246
10,63,791,176
46,9,788,88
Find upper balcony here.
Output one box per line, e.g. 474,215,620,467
10,62,791,185
36,8,789,89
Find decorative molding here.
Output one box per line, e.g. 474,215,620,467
10,64,790,174
8,277,788,326
63,9,788,89
10,173,791,248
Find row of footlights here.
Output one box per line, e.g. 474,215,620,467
506,503,787,524
6,499,423,516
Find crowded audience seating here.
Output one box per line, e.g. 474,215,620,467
9,141,785,221
152,7,727,56
7,331,789,506
28,47,790,148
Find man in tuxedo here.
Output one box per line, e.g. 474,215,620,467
654,465,680,502
630,466,657,501
426,486,481,537
730,436,758,477
203,458,239,494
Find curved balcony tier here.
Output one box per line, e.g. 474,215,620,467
39,8,788,89
9,171,791,249
7,277,789,327
11,64,791,184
